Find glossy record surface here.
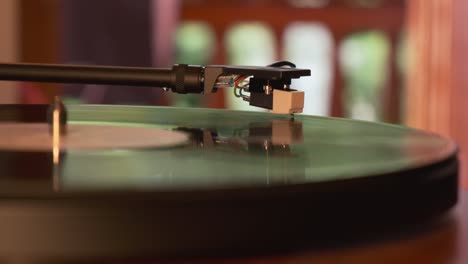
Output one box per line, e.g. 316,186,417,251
0,104,458,260
0,104,456,195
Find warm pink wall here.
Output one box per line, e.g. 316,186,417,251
406,0,468,188
0,0,19,103
151,0,180,67
452,0,468,189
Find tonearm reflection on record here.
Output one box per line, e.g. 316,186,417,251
177,119,303,154
0,61,310,114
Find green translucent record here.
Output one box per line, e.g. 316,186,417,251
61,105,456,191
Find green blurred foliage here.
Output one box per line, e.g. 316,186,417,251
175,22,215,65
224,23,276,111
340,31,390,121
173,22,216,107
225,23,276,66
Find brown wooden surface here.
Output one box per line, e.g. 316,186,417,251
405,0,468,189
0,0,19,103
451,0,468,189
148,191,468,264
19,0,60,101
405,0,453,135
181,5,404,33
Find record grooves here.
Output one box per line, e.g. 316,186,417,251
0,104,458,262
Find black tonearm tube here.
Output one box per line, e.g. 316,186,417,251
0,61,310,114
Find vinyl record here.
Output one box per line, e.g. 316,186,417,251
0,105,458,262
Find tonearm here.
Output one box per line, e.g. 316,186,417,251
0,61,310,114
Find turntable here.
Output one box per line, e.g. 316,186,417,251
0,61,459,262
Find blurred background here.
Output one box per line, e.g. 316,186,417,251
0,0,407,120
0,0,467,185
